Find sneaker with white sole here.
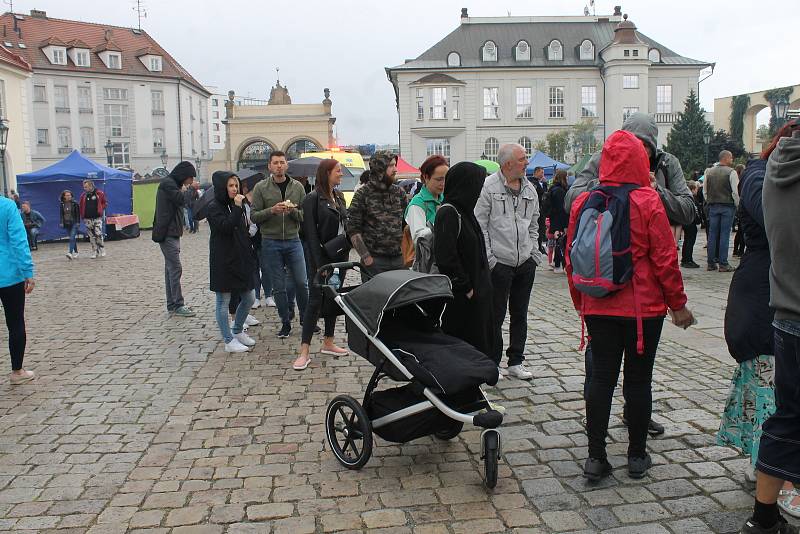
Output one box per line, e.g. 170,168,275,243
235,332,256,347
245,314,260,326
265,297,276,307
498,366,509,377
65,252,73,260
90,251,97,259
99,249,106,257
507,364,533,380
71,252,79,259
251,299,262,309
224,339,250,353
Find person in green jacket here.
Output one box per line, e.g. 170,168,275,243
404,155,448,244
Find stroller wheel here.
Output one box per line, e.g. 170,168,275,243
434,422,464,441
325,395,373,469
481,429,500,489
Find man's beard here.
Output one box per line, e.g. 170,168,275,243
382,173,395,186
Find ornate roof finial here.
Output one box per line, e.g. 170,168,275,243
623,13,628,20
276,66,280,85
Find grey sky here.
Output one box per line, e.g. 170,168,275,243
18,0,799,144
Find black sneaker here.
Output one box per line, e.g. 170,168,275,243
621,416,665,437
681,261,700,268
742,515,799,534
583,457,612,482
277,324,291,339
628,454,652,479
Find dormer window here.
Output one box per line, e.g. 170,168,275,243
579,39,594,60
447,52,461,67
648,48,661,62
515,40,530,61
107,53,121,69
482,41,497,62
149,56,162,72
548,40,563,61
49,47,67,65
75,50,89,67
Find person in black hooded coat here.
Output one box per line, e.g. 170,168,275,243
207,171,257,353
433,161,495,359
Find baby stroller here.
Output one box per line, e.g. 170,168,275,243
317,263,504,488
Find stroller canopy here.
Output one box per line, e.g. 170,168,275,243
342,270,452,335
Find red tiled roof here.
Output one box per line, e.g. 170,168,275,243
0,11,207,94
66,39,89,49
0,45,32,72
39,36,66,47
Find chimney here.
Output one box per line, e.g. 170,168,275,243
461,8,468,22
613,5,622,16
30,9,47,18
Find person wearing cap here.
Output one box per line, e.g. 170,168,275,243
152,161,197,317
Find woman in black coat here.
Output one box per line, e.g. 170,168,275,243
433,161,495,359
207,171,257,353
293,159,350,371
547,169,570,273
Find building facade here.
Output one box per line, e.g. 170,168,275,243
0,45,33,193
386,8,710,166
0,9,210,181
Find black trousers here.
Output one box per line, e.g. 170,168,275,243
0,282,26,371
490,259,536,366
584,316,664,460
681,223,698,263
301,273,339,345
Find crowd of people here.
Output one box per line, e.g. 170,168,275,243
2,113,799,533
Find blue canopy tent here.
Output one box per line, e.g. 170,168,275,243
525,151,570,180
16,150,133,242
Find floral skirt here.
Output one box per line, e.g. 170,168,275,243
717,355,776,466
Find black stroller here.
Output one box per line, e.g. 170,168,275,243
318,263,504,488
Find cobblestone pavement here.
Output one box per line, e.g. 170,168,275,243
0,230,793,533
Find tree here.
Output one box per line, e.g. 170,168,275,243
569,118,599,160
756,124,771,142
665,90,714,176
533,139,548,154
708,129,745,161
545,130,570,162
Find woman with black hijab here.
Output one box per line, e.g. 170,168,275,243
433,161,494,358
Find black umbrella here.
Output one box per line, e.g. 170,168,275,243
287,157,354,178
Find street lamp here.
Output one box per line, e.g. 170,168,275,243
774,96,790,130
160,148,168,168
195,156,201,176
104,139,114,167
703,132,711,167
0,119,9,198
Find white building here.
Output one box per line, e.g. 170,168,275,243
0,9,211,180
0,45,33,193
386,8,711,165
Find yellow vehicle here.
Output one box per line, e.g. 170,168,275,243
301,149,366,205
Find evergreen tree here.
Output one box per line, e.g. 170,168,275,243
665,90,714,176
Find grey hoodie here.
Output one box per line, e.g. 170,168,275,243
763,134,800,323
564,112,695,226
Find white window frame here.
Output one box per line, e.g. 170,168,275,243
656,85,672,114
212,110,219,119
151,90,164,113
447,52,461,67
80,127,95,153
518,136,532,156
107,53,121,69
580,40,594,60
482,41,497,62
213,123,220,131
78,86,92,111
416,88,424,120
623,107,640,121
75,50,89,67
110,142,130,168
36,128,49,145
213,135,221,143
149,56,162,72
549,86,565,119
581,86,597,118
484,137,500,162
648,48,661,63
104,104,128,137
57,127,71,151
516,87,532,119
34,85,47,103
431,87,447,119
52,47,67,65
548,40,563,61
515,40,530,61
153,128,165,150
426,138,450,158
54,85,69,110
623,75,639,89
483,87,500,120
451,87,460,120
103,88,128,100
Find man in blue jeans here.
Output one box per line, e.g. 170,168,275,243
251,151,309,338
703,150,739,272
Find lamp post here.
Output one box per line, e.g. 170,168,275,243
0,119,9,198
160,148,168,169
104,139,114,167
774,96,790,131
194,156,201,181
703,132,711,167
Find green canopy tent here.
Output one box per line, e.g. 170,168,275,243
570,153,592,176
474,159,500,174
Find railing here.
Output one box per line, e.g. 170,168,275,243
81,148,96,154
152,110,165,116
654,112,677,123
79,108,93,114
58,147,72,154
55,107,70,113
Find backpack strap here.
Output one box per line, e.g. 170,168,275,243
440,203,461,238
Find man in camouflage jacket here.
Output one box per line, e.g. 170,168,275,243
347,151,408,279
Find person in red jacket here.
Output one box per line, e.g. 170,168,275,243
566,130,695,481
79,180,107,258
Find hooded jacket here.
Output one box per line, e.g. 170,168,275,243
347,171,408,257
566,130,688,323
474,169,542,269
152,162,195,243
564,112,695,226
764,134,800,324
0,197,34,289
207,171,255,293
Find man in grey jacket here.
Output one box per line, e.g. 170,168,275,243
475,143,541,380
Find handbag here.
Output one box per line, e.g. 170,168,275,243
322,233,350,262
401,225,415,268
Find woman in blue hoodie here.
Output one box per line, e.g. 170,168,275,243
0,196,36,384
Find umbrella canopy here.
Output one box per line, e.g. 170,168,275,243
237,169,265,191
526,151,570,178
396,156,420,175
342,270,453,335
474,159,500,174
287,157,353,178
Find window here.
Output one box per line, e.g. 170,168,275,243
648,48,661,62
149,56,162,71
624,49,630,57
515,40,530,61
213,135,221,143
483,87,500,119
151,90,164,114
52,48,66,65
213,123,220,131
212,111,219,119
518,136,532,156
36,129,49,145
57,127,71,153
107,53,121,69
632,49,639,57
484,137,499,162
74,50,89,66
447,52,461,67
153,128,164,150
581,86,597,117
623,107,640,121
416,88,424,120
431,87,447,119
426,138,450,158
104,88,128,100
482,41,497,62
78,86,92,111
623,75,639,89
34,85,47,102
110,142,130,167
656,85,672,114
104,104,128,137
548,40,563,61
549,86,565,118
516,87,532,119
54,85,69,111
580,40,594,60
452,87,460,120
212,98,219,107
80,127,95,153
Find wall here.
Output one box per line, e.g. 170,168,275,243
0,63,32,192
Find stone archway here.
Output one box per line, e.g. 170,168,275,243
237,138,276,172
283,136,324,161
743,103,768,155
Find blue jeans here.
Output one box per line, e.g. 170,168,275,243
263,238,309,325
259,242,296,305
707,203,736,267
67,224,79,253
215,290,255,343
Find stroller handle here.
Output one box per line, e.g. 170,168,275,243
313,261,367,288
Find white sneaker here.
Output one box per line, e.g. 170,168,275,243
71,252,79,259
251,299,262,309
99,249,106,257
553,267,564,274
498,366,509,377
265,297,276,307
235,332,256,347
507,364,533,380
244,314,260,326
65,252,73,260
90,251,97,259
224,339,250,353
